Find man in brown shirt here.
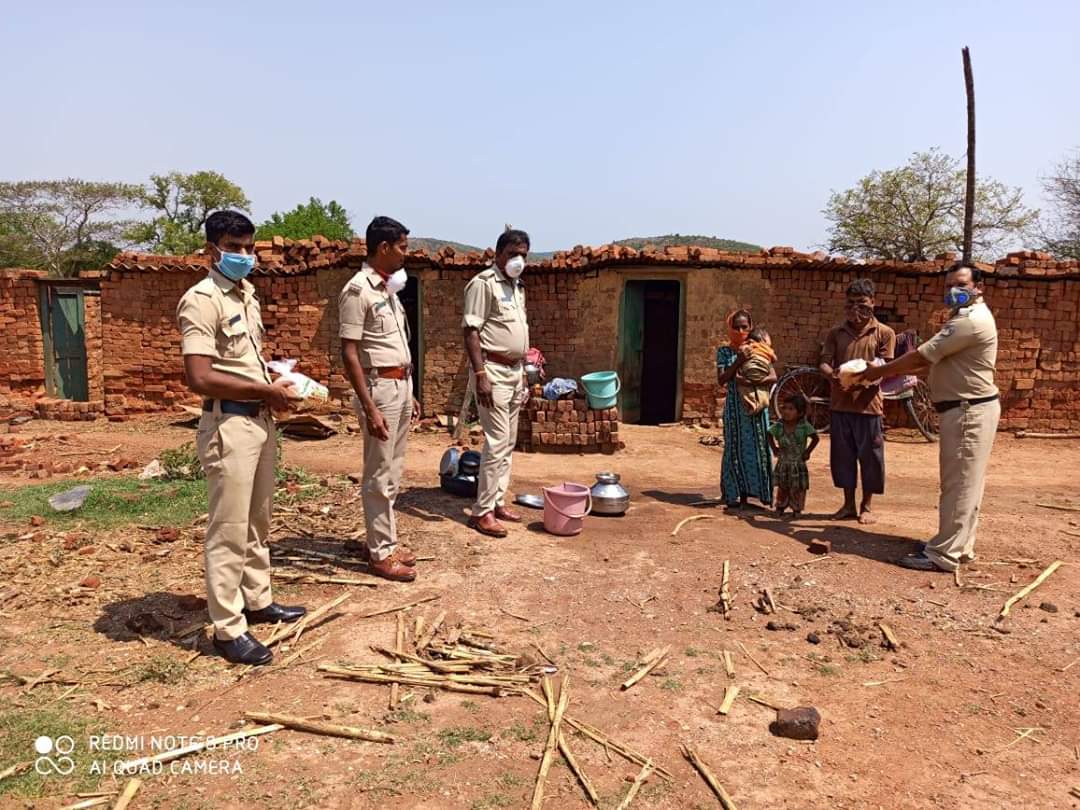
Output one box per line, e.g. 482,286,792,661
819,278,896,524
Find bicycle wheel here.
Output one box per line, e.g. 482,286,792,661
771,367,831,433
905,379,939,441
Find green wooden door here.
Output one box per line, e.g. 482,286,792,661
41,287,89,401
618,281,645,423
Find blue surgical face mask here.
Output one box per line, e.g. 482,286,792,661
215,250,256,282
944,286,975,309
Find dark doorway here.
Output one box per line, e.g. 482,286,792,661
39,285,89,401
398,275,422,400
618,280,681,425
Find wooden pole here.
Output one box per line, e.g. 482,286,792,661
961,46,976,265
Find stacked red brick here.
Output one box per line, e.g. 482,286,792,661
519,391,621,453
0,270,47,404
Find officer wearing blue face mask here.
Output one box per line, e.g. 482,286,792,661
858,264,1000,573
176,210,306,666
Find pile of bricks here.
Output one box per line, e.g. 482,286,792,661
518,390,622,453
0,271,47,401
33,398,105,421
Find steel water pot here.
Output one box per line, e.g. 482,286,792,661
590,472,629,516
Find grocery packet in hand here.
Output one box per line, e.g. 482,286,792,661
266,359,329,400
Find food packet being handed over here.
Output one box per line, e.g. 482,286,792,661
837,358,884,390
266,359,329,400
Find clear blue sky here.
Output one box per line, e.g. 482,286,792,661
3,0,1077,252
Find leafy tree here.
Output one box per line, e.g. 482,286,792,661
823,149,1033,262
129,170,251,254
0,179,140,276
255,197,354,241
1036,149,1080,259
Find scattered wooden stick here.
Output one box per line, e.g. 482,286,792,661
621,646,671,690
413,615,425,646
531,676,570,810
1059,658,1079,673
357,594,440,619
1018,431,1080,439
718,685,740,715
273,572,379,587
390,614,405,709
60,798,111,810
737,641,770,676
762,588,778,614
863,677,908,687
243,712,395,743
746,694,785,711
415,611,446,651
0,761,30,782
1069,786,1080,800
319,665,502,695
718,560,733,619
111,778,141,810
498,605,531,622
720,651,735,678
1035,502,1080,513
997,560,1062,620
117,724,282,772
879,623,900,651
616,759,654,809
671,515,717,537
681,744,738,810
540,677,600,805
263,592,351,648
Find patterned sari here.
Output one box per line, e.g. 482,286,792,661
717,346,773,506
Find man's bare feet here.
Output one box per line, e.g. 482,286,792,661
858,510,877,525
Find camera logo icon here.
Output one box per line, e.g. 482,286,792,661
34,735,76,776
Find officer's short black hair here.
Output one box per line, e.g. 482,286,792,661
205,210,255,245
365,216,409,255
496,229,530,254
845,278,876,299
948,262,983,283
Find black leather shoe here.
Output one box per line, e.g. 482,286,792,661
243,603,307,625
213,632,273,666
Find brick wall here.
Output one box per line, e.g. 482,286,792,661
0,270,46,404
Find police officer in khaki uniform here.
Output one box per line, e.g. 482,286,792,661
859,264,1000,572
177,210,306,666
463,229,531,537
340,216,419,582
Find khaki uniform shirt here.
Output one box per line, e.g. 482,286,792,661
918,301,999,403
461,264,529,361
177,269,271,387
821,319,896,415
338,264,412,369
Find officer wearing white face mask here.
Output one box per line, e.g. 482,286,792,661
339,216,420,582
462,228,531,538
859,264,1000,573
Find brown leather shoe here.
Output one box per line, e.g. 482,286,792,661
494,505,522,523
367,556,417,582
343,541,417,567
468,512,508,538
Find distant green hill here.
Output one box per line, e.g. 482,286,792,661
409,237,484,254
614,235,761,253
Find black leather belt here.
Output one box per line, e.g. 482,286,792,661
203,399,263,417
933,394,998,414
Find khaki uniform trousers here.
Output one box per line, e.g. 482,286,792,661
356,377,412,562
196,407,275,641
925,398,1000,571
473,362,524,515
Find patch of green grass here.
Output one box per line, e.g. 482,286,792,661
437,726,492,749
130,654,188,686
496,771,527,789
460,700,480,714
582,657,601,668
816,663,839,676
471,795,513,810
503,720,541,743
847,648,880,664
660,678,683,692
386,707,430,725
0,697,119,798
685,647,702,657
620,660,637,673
0,476,207,530
577,642,596,652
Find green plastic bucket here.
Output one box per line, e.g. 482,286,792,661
580,371,621,410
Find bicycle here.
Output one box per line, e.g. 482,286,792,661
769,334,939,442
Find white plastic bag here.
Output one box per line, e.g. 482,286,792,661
838,358,884,390
266,359,329,401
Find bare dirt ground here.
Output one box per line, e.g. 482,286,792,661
1,416,1079,809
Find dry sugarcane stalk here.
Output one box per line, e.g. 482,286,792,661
244,712,395,743
746,694,785,711
997,561,1063,620
719,560,733,619
273,572,379,587
762,588,778,614
737,641,770,676
0,762,30,782
416,610,446,650
531,676,570,810
262,592,351,648
373,646,466,674
358,594,440,619
621,645,671,690
517,688,674,780
116,725,282,772
718,685,740,715
59,798,111,810
413,616,425,647
722,650,735,678
111,778,141,810
541,679,600,806
319,665,502,695
1018,431,1080,439
616,759,654,809
1035,502,1080,513
681,744,738,810
390,613,405,709
671,515,717,537
879,623,901,652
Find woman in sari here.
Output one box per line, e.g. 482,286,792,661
716,310,775,508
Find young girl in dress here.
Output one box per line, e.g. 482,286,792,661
767,394,820,516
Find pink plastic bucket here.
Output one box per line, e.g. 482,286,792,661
542,483,593,536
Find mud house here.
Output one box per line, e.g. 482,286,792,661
0,239,1077,433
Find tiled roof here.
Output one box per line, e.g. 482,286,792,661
103,239,1080,279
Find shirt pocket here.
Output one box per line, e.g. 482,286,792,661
218,316,250,359
369,302,397,335
493,291,519,321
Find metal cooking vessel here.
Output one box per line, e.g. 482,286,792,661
590,472,629,516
